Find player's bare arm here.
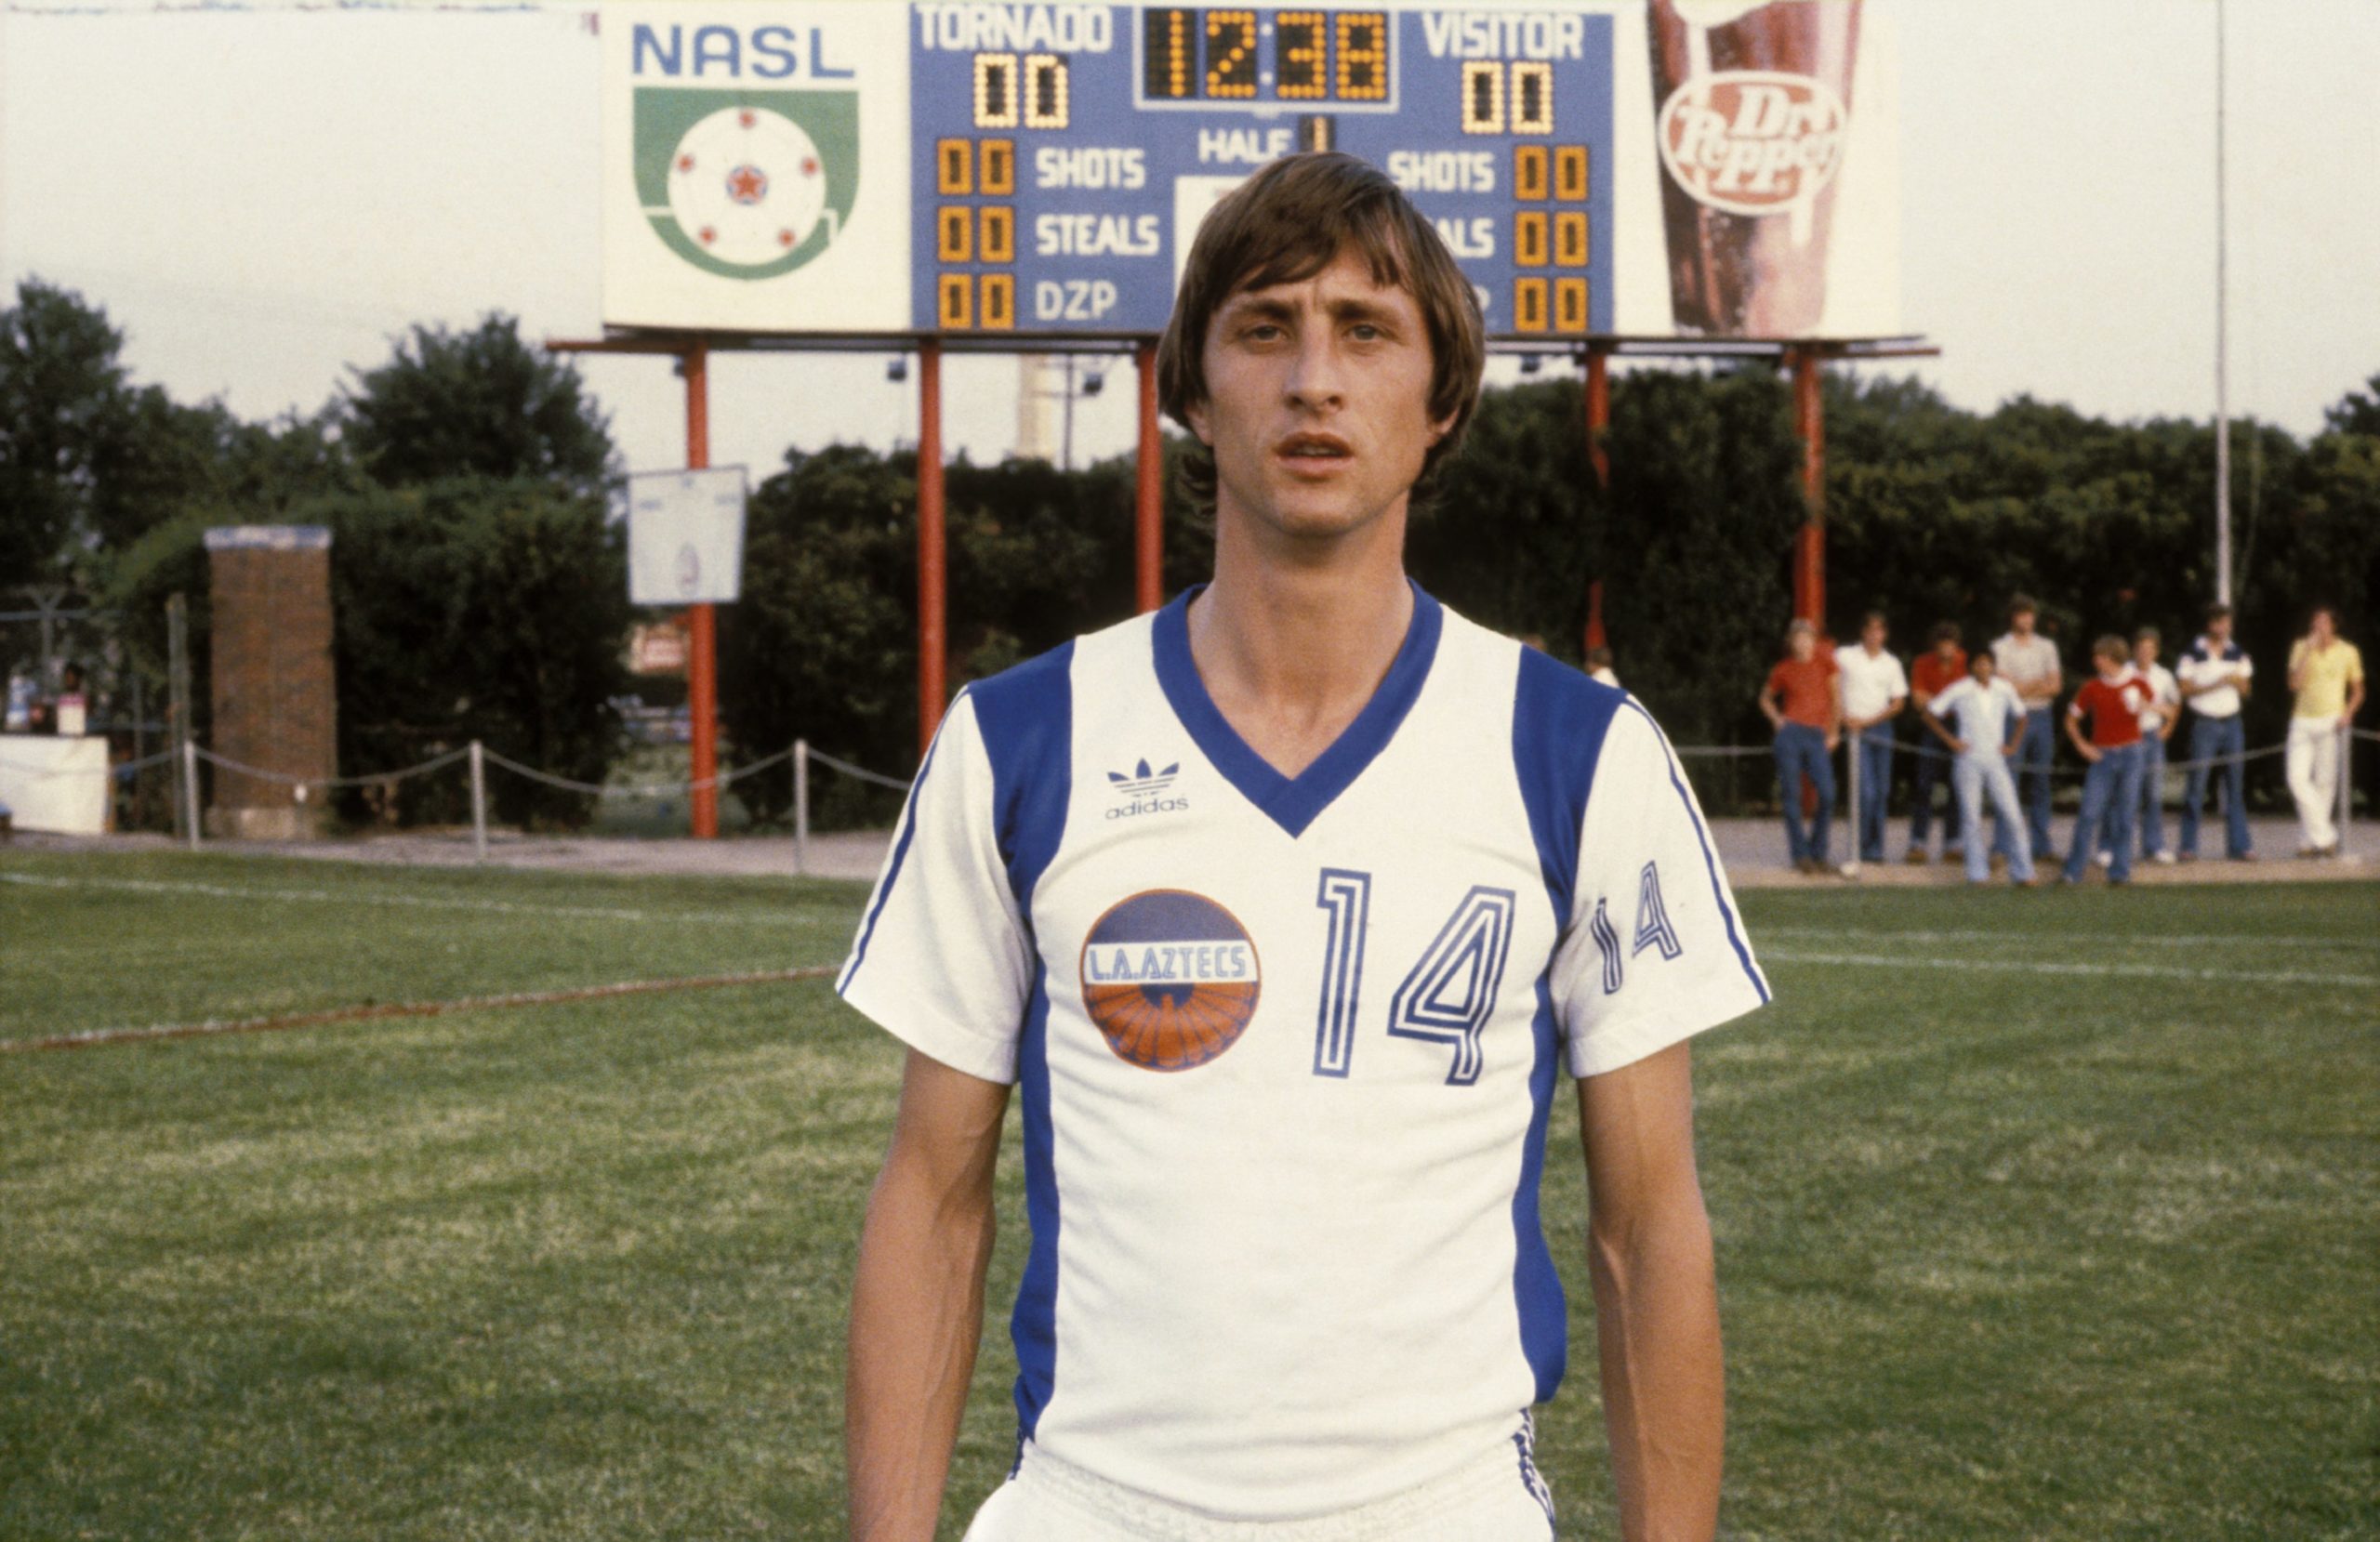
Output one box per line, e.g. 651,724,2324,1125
1580,1040,1725,1542
847,1050,1009,1542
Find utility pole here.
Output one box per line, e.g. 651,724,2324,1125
2214,0,2232,607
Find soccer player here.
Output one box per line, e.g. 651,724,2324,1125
2175,602,2255,862
1834,612,1907,864
1922,650,2034,885
840,153,1768,1542
1904,622,1969,864
1759,619,1842,875
1990,597,2063,863
2283,605,2365,858
2061,637,2158,885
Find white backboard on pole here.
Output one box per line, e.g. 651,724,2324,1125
628,467,749,604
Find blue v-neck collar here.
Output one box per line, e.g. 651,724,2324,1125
1152,579,1444,838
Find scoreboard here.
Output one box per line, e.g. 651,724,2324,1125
605,3,1616,342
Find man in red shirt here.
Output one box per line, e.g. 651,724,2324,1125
1759,618,1842,875
2062,635,2156,885
1904,622,1969,864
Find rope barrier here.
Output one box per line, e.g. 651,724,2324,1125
803,746,917,790
5,733,2333,796
478,743,795,798
194,744,472,788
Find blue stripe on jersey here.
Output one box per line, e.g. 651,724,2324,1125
1011,969,1059,1437
1620,698,1770,1004
968,640,1075,1439
1508,648,1619,1404
1516,976,1568,1403
1152,581,1444,838
839,691,963,994
1511,647,1623,931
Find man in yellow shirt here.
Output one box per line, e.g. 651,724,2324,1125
2284,606,2366,858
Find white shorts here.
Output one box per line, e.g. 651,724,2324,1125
958,1424,1558,1542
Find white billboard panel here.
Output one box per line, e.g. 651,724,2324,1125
628,467,749,605
600,2,1899,342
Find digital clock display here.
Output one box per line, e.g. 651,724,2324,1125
1140,7,1392,108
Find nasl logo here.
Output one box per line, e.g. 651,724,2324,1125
635,94,857,280
1078,890,1261,1072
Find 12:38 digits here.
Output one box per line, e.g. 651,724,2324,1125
1142,8,1390,104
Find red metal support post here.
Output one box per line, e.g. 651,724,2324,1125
682,341,719,839
1790,345,1827,628
917,341,948,755
1583,346,1611,653
1135,341,1163,613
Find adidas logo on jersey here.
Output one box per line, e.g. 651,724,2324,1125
1105,758,1188,819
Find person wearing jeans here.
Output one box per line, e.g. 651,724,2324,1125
1991,597,2063,863
1924,651,2035,885
2100,627,2180,865
1906,622,1970,863
1761,618,1842,874
2176,602,2255,860
1835,612,1908,864
2284,606,2366,858
2063,637,2157,885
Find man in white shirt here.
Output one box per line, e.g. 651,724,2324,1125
1834,612,1908,864
2175,602,2254,861
841,152,1765,1542
1923,651,2035,885
1990,597,2063,863
2099,627,2179,865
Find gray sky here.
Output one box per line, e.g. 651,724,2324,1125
4,0,2375,488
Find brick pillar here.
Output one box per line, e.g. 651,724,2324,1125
204,525,337,839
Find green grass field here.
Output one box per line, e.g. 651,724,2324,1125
3,850,2373,1540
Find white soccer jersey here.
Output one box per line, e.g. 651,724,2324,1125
839,585,1769,1520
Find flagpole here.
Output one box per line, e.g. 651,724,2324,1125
2214,0,2232,608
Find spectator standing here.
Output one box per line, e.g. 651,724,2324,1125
1835,613,1907,864
1760,618,1842,875
1586,646,1620,688
1991,597,2063,863
1904,622,1969,864
2062,637,2157,885
2175,603,2255,861
2284,607,2366,858
1924,651,2035,885
2099,628,2179,866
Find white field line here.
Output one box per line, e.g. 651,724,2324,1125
1756,925,2373,953
1759,949,2380,992
0,966,840,1054
0,870,820,927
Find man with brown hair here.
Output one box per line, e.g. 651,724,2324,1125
842,153,1765,1541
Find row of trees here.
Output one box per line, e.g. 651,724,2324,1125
721,368,2380,824
7,275,2374,830
6,279,627,825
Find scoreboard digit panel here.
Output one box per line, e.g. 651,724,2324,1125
909,4,1613,339
1136,7,1394,111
